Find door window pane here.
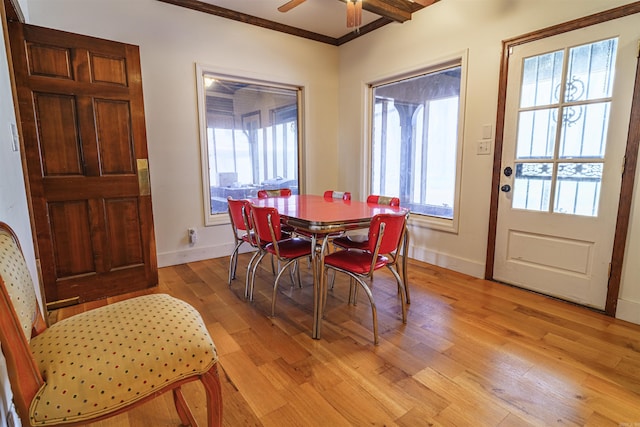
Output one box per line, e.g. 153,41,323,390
559,102,610,158
520,50,564,108
513,162,552,211
516,108,557,159
565,38,617,102
554,163,602,216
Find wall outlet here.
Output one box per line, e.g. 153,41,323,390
188,228,197,245
477,140,492,155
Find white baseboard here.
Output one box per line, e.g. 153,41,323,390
615,298,640,325
157,243,254,268
409,244,485,279
158,242,485,278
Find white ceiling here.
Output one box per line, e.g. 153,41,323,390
198,0,384,39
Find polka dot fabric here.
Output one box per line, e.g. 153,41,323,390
0,230,39,343
29,293,218,425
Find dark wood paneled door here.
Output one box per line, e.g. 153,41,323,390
8,22,157,305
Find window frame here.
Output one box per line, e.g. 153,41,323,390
195,64,304,226
365,52,468,233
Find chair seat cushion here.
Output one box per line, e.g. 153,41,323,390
324,250,388,275
28,293,218,425
266,238,312,259
332,236,369,250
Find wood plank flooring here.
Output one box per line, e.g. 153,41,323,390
49,254,640,426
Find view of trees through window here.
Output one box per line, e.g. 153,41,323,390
371,62,463,220
199,72,300,218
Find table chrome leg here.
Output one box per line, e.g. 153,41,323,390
311,234,321,339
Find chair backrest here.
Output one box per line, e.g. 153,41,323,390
367,213,407,255
0,222,46,421
250,204,283,244
324,190,351,201
257,188,292,198
227,197,252,232
367,194,400,207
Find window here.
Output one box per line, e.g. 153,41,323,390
196,66,302,225
370,58,465,226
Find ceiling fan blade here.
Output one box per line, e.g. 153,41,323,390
410,0,438,6
278,0,306,13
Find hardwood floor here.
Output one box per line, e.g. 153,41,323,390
49,254,640,426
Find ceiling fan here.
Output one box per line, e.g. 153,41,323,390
278,0,363,27
277,0,306,13
277,0,438,28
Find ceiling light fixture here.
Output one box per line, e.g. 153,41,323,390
346,0,362,28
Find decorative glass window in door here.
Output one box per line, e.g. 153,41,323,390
513,38,618,216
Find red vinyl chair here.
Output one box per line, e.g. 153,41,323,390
323,190,352,201
332,195,401,249
365,194,399,206
320,212,408,345
247,205,313,316
257,188,292,198
332,195,410,303
227,197,253,286
257,188,294,234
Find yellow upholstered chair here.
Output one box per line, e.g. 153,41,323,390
0,222,222,426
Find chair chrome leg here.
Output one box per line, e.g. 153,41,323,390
248,252,267,301
271,258,298,317
245,250,263,300
228,241,242,286
386,265,407,323
351,274,379,345
402,230,410,304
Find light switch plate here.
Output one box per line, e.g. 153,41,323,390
9,123,19,152
482,124,492,140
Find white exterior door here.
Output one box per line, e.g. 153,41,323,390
494,15,639,310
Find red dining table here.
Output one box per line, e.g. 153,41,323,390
250,194,408,339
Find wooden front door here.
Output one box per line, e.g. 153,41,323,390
8,22,157,305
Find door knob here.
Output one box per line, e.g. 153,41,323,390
501,184,511,192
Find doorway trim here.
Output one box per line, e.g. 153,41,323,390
485,1,640,316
